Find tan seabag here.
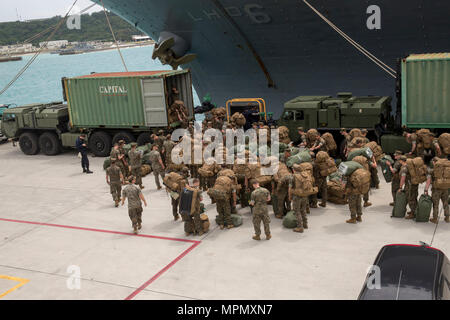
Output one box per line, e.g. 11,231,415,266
434,159,450,189
416,129,434,149
327,180,348,204
406,157,427,185
322,132,337,151
365,141,383,162
438,133,450,154
352,156,369,171
349,128,363,140
349,169,371,195
292,171,318,197
163,172,185,192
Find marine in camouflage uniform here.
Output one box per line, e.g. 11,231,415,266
309,136,328,153
181,180,204,235
311,161,327,208
110,144,126,177
403,132,421,158
149,145,166,190
343,176,363,223
121,176,147,234
106,160,124,207
128,143,144,189
398,156,418,219
162,136,176,167
388,151,403,206
250,180,271,240
294,127,307,147
215,187,235,229
425,158,450,224
289,177,308,232
275,174,293,218
118,140,129,177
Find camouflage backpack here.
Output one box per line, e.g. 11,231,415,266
433,159,450,189
416,129,435,149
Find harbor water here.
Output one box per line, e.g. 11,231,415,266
0,45,201,110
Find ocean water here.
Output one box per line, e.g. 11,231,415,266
0,45,201,108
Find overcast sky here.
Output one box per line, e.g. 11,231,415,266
0,0,102,22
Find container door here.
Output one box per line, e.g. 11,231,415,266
141,78,168,127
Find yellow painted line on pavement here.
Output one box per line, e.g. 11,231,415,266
0,275,30,299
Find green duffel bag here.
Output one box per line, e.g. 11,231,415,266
103,158,111,170
379,155,394,183
392,190,408,218
328,172,342,182
347,147,373,161
278,143,289,154
338,161,363,177
286,149,311,168
282,211,298,229
215,214,243,227
415,194,433,222
290,147,300,155
137,144,151,154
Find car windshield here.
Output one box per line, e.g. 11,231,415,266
360,246,440,300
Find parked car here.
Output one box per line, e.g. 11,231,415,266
358,244,450,300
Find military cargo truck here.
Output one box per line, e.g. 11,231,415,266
278,53,450,155
0,70,194,156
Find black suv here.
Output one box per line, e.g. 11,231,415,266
358,244,450,300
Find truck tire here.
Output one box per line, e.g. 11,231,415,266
137,132,152,146
89,131,112,157
39,132,62,156
19,132,40,155
112,131,136,145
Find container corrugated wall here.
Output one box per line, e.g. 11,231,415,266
66,77,146,128
402,53,450,128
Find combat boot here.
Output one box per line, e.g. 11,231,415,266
219,225,225,230
389,202,394,206
266,234,272,240
319,202,326,208
445,216,450,223
275,214,283,219
306,207,310,214
198,230,205,236
376,185,380,189
139,185,145,189
114,200,119,207
293,227,304,233
363,201,372,207
253,235,261,241
133,227,138,234
138,223,142,230
356,216,362,222
303,221,308,229
157,186,162,190
310,203,318,208
405,213,415,220
346,218,357,224
227,224,234,229
429,217,438,224
174,214,180,221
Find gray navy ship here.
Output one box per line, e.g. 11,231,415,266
92,0,450,117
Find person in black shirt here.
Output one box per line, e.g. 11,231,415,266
75,134,93,174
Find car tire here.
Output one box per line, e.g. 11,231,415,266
88,131,112,157
39,132,62,156
136,132,152,146
19,132,40,155
112,131,136,145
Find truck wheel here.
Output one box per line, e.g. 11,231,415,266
137,132,151,146
89,131,112,157
112,131,136,145
39,132,62,156
19,132,40,155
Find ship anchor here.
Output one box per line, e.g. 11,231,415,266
152,35,197,70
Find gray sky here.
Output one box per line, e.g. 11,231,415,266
0,0,102,22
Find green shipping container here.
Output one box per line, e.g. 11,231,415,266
63,69,194,129
401,53,450,128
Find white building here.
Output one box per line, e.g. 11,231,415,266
131,35,151,42
39,40,69,50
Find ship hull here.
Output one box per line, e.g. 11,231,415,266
93,0,450,117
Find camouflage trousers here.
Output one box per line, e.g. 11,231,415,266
216,198,232,226
171,197,180,218
128,206,143,229
253,209,271,236
181,212,202,234
276,187,291,216
109,182,122,201
363,192,370,203
153,169,165,189
405,183,419,214
391,178,400,202
189,165,199,179
200,176,215,191
293,195,308,228
348,194,362,218
311,178,327,206
432,188,449,219
131,166,142,186
370,166,380,187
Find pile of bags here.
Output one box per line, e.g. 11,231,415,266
365,141,383,162
286,148,312,168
